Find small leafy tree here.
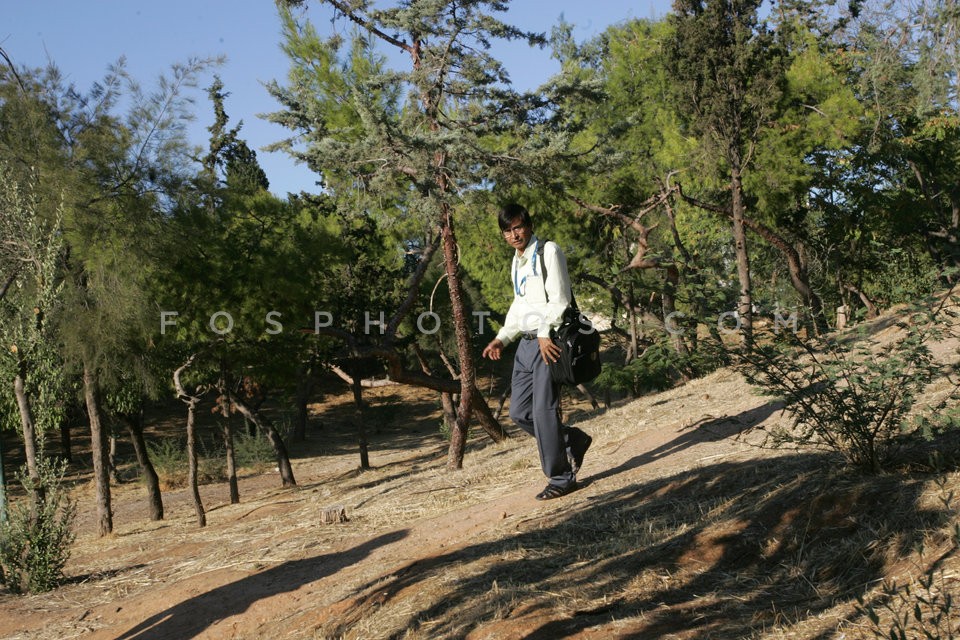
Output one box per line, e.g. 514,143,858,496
735,297,960,472
0,456,77,594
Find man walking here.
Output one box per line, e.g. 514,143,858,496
482,203,592,500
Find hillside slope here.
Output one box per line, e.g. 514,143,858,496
1,307,958,639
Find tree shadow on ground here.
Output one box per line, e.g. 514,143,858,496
314,453,946,639
112,530,406,640
588,398,785,484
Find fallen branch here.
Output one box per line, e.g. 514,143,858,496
330,365,398,388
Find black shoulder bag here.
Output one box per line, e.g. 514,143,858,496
538,242,602,386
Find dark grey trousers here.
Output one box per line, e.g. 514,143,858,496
509,337,575,489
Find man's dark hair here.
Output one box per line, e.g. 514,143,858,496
497,203,532,231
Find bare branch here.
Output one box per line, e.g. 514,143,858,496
386,230,441,338
173,355,205,403
0,46,26,93
330,364,397,388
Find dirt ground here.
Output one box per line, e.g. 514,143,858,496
1,313,958,639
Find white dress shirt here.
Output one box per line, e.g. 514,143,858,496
495,235,572,345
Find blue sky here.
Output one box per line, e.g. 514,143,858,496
5,1,671,196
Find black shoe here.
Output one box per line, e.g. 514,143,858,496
535,482,577,500
566,427,592,475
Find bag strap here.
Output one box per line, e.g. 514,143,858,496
537,240,578,309
537,240,548,299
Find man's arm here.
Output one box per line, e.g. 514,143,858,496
495,297,522,347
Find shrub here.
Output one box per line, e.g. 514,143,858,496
856,567,960,640
595,338,724,398
146,437,193,489
855,471,960,639
146,437,223,489
735,301,959,473
234,430,276,470
0,457,77,594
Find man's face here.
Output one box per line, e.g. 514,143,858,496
502,216,532,253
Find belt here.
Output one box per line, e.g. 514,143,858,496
521,332,538,340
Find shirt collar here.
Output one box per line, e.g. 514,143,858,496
516,234,540,261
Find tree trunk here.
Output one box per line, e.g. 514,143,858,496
292,362,316,443
351,373,370,470
13,362,40,489
13,362,45,527
741,220,828,335
662,264,689,360
218,387,239,505
82,362,113,537
229,393,297,487
185,394,206,528
174,357,206,527
842,282,879,320
676,177,825,338
316,227,507,450
0,433,7,524
627,283,640,363
108,431,121,485
439,391,457,434
366,344,506,443
440,207,477,470
0,270,17,301
730,165,753,349
122,409,163,521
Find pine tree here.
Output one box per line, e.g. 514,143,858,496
268,0,549,468
666,0,786,347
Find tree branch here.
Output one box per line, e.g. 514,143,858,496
330,364,397,388
386,230,441,338
173,355,205,404
0,268,19,301
321,0,414,54
0,46,26,94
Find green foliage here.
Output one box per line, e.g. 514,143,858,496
0,160,67,440
667,0,785,176
859,245,942,311
593,355,670,398
142,427,278,487
156,85,347,405
0,457,77,594
857,569,960,640
594,338,724,398
144,437,188,487
234,430,280,470
855,476,960,640
735,301,959,473
145,437,222,489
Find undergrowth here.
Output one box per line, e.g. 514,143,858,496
0,457,76,594
735,296,960,473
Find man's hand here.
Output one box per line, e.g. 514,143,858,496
482,339,505,360
538,336,560,365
